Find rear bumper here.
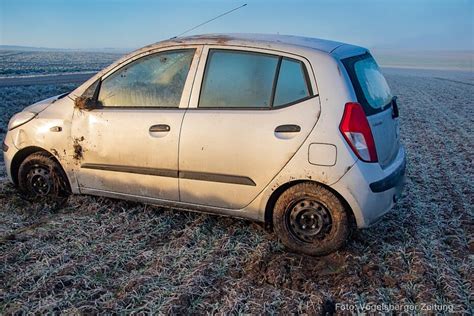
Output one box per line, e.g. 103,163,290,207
369,158,406,193
331,146,406,228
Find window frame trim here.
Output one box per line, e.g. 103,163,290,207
88,47,201,110
190,46,318,111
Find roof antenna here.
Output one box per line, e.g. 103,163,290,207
171,3,247,39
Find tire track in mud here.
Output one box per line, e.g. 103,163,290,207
395,74,472,231
427,80,473,152
388,74,472,309
434,77,474,86
408,78,472,209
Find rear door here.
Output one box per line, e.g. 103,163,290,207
341,53,400,168
178,47,320,209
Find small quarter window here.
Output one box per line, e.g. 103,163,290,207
82,80,99,99
199,50,279,108
98,49,194,107
273,58,310,107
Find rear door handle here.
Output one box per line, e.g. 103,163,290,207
149,124,170,132
275,124,301,133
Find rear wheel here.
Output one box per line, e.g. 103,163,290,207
18,152,70,207
273,182,349,256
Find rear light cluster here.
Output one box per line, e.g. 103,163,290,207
339,102,378,162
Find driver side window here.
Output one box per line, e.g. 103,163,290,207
98,49,195,108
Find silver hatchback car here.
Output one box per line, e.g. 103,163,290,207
3,34,406,255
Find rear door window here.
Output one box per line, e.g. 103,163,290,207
199,49,313,109
342,53,393,115
199,50,278,108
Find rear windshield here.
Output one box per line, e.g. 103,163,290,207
342,53,392,116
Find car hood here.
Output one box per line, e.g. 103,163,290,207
23,93,66,114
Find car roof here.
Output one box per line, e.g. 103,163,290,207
142,33,358,54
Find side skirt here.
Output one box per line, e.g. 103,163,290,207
78,187,262,222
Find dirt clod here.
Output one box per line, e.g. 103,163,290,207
74,96,95,110
72,137,84,160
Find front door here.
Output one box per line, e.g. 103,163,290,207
71,48,200,201
179,48,320,209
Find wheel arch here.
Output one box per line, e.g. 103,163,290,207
10,146,70,190
264,179,356,230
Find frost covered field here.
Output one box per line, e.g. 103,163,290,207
0,50,120,77
0,51,473,314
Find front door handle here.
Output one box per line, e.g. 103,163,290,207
149,124,170,133
275,124,301,133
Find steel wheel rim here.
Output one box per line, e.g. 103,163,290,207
26,165,53,196
286,198,332,243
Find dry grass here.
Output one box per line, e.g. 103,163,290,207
0,72,472,314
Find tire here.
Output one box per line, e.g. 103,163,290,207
272,182,349,256
17,152,70,207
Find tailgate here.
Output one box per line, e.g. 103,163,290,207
341,53,400,168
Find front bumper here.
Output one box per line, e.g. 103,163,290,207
3,133,17,184
331,146,407,228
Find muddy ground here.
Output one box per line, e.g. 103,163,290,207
0,71,472,314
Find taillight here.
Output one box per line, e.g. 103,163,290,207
339,102,378,162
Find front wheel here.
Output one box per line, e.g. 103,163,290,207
18,152,70,207
273,182,350,256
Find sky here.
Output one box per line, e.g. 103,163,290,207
0,0,473,51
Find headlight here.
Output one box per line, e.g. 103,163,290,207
8,112,37,131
